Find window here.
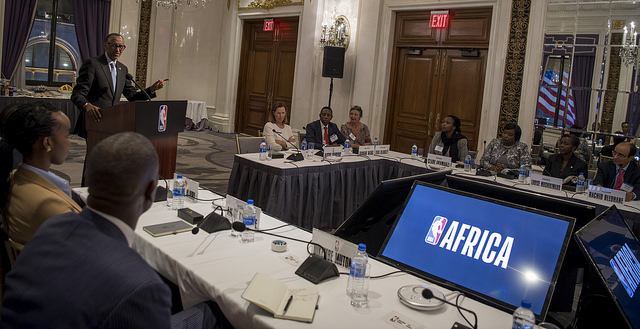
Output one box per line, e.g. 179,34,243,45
24,0,80,86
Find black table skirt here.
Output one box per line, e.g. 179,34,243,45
0,96,79,133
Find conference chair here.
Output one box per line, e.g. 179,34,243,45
235,135,265,154
531,144,542,165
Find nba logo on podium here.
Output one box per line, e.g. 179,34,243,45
158,105,168,132
425,216,447,245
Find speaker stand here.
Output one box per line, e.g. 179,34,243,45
328,77,334,107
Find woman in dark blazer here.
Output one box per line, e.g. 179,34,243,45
543,134,588,181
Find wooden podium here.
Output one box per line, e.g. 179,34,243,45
86,100,187,179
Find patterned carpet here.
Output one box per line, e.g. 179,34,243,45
50,130,236,195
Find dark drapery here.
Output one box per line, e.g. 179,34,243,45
625,69,640,136
1,0,37,80
72,0,111,62
571,55,596,128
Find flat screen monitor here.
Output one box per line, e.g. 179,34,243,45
333,170,450,256
574,206,640,329
379,181,575,321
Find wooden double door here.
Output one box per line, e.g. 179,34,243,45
384,8,492,153
235,17,299,136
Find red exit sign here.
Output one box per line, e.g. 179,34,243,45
430,10,450,29
264,19,274,31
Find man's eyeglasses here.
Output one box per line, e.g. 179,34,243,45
108,43,126,51
612,150,630,158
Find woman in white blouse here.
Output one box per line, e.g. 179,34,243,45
263,102,296,151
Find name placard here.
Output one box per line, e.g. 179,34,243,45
324,145,343,162
529,173,562,191
359,145,375,156
587,185,626,205
185,177,200,201
375,144,390,155
311,229,358,269
426,153,452,168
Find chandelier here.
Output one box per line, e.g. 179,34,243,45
619,21,638,67
320,9,350,49
135,0,209,9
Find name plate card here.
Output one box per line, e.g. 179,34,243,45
587,185,626,205
529,173,563,191
426,153,452,168
359,145,375,156
185,177,200,201
324,145,343,162
374,145,390,155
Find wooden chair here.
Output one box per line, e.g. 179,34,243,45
235,135,265,154
530,144,542,165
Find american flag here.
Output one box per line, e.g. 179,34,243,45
537,70,576,126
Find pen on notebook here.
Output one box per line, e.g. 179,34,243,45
283,295,293,314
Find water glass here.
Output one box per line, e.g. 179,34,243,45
308,142,315,158
165,180,173,207
266,145,272,161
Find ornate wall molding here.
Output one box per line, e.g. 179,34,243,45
238,0,303,11
135,0,152,87
498,0,531,135
602,33,623,134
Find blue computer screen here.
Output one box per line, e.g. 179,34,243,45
380,182,573,317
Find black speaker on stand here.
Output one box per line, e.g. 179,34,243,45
322,46,345,107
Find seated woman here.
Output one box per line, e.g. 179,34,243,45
263,102,296,151
340,105,372,149
479,123,531,171
427,114,468,162
544,134,588,181
1,102,82,245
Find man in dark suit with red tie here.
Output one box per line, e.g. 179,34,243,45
306,106,346,149
593,142,640,201
71,33,169,138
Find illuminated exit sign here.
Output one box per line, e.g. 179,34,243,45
264,19,274,31
430,10,450,29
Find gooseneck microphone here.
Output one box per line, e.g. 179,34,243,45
421,289,477,329
272,129,304,161
125,73,152,100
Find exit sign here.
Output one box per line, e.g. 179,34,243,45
430,10,450,29
264,19,274,31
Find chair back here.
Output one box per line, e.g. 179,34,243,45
531,144,542,164
599,154,613,164
235,135,265,154
4,238,23,266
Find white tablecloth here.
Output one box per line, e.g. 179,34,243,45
185,100,207,131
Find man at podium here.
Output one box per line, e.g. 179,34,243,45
71,33,169,138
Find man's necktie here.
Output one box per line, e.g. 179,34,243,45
324,126,330,145
110,62,117,92
615,168,625,189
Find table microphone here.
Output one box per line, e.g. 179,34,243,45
272,129,304,161
125,73,152,100
192,209,230,234
421,288,477,329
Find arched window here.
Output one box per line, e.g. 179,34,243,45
25,40,78,84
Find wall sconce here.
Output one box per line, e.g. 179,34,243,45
320,11,350,49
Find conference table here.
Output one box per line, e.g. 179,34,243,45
128,187,512,329
227,151,430,230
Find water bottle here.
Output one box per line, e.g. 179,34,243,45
172,174,185,210
598,138,603,146
301,138,308,155
576,172,586,193
241,199,257,243
518,162,526,183
411,143,418,159
373,137,379,151
512,300,535,329
344,138,351,155
464,153,472,172
259,140,267,161
349,243,369,307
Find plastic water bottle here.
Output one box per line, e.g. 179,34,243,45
576,172,586,193
411,143,418,159
373,137,379,150
512,300,535,329
241,200,257,243
259,140,267,161
301,138,308,155
464,153,472,172
344,138,351,155
518,162,526,183
172,174,185,210
598,138,603,146
349,243,369,307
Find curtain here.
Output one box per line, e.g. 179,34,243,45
72,0,111,62
1,0,37,80
571,55,596,128
626,70,640,136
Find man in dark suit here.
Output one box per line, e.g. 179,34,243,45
1,132,171,327
306,106,346,149
71,33,168,138
593,142,640,202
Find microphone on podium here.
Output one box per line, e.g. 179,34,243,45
125,73,152,100
421,288,477,329
272,129,304,161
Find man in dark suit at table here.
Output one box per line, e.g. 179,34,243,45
306,106,346,149
1,132,173,327
593,142,640,202
71,33,169,138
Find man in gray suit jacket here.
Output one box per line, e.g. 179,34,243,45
71,33,168,138
1,132,171,328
